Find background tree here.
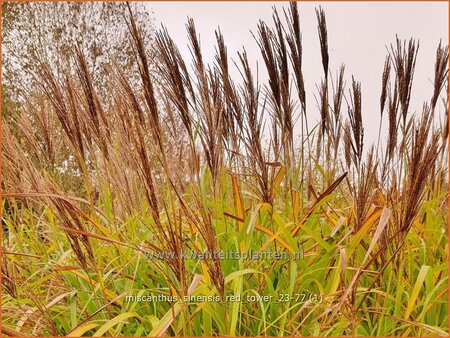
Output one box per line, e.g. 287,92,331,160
1,1,155,106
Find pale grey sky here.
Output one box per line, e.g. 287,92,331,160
146,2,448,145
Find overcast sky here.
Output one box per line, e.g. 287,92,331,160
146,2,448,146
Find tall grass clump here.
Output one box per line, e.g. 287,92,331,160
2,3,448,336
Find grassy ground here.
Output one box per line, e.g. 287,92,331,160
1,3,448,336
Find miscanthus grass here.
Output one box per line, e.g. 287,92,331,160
1,3,448,336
